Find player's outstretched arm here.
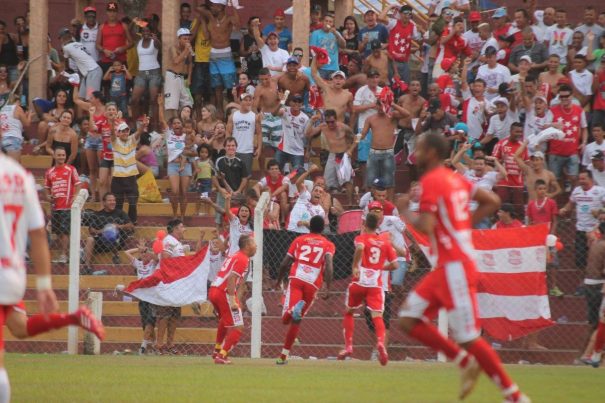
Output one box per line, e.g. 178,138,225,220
275,255,294,289
29,227,58,317
472,187,501,226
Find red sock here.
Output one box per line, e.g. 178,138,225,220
595,322,605,353
26,313,78,337
408,321,468,365
372,316,386,345
215,320,227,351
466,338,518,399
280,323,300,360
221,328,242,355
343,312,354,351
282,312,292,325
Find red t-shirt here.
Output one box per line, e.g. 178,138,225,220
420,166,475,266
44,164,80,210
493,219,523,229
492,137,527,187
549,104,585,157
526,198,558,225
287,233,335,289
439,27,471,60
352,233,397,288
210,251,250,293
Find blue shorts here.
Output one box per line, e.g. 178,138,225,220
196,178,212,194
1,136,23,152
167,161,193,177
357,131,372,162
548,154,580,178
84,135,103,151
209,57,236,89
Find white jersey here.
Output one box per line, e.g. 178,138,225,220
588,165,605,188
354,85,382,131
231,110,256,154
132,258,157,279
228,216,252,256
287,190,325,233
162,234,185,258
570,185,605,232
207,251,225,282
0,154,46,304
464,170,498,211
278,107,309,156
476,63,511,101
0,105,23,139
62,41,99,75
80,23,99,61
582,141,605,166
461,90,491,140
377,216,407,261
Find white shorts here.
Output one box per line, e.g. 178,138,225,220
79,66,103,100
164,71,193,111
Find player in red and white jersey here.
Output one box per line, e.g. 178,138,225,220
338,213,398,366
254,159,291,225
397,133,529,402
208,235,257,364
274,216,335,365
0,153,105,402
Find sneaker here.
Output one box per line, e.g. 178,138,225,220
503,393,531,403
337,349,353,360
214,355,232,365
377,343,388,366
369,349,378,361
291,300,306,322
549,287,564,297
75,306,106,340
459,357,481,400
590,352,602,368
579,356,593,366
138,346,146,355
275,357,288,365
590,359,601,368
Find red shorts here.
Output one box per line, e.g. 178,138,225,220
282,278,317,320
208,287,244,328
398,260,481,343
0,301,26,351
346,283,384,312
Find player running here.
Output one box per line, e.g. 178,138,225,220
397,133,529,402
338,212,398,366
0,153,104,403
275,216,335,365
208,235,257,364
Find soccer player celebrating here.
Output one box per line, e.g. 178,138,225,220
208,235,257,364
338,212,398,366
275,216,335,365
397,133,529,402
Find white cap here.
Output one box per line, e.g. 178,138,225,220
117,122,130,132
493,97,509,107
177,28,191,37
210,0,227,4
519,55,532,64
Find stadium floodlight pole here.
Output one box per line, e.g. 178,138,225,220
437,309,448,363
67,188,89,354
251,191,270,358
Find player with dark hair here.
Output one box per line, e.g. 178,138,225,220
274,216,335,365
338,212,398,366
397,133,529,402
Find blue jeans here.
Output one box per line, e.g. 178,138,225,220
548,154,579,179
366,148,395,188
392,61,410,83
274,149,304,172
391,260,409,286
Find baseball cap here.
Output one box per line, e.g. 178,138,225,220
485,46,497,56
330,70,346,79
368,201,383,211
399,5,413,13
266,31,279,39
240,92,253,100
519,55,532,64
57,27,71,39
370,39,382,50
364,9,376,15
493,7,507,19
499,82,515,95
117,122,130,132
592,150,604,160
469,11,481,22
454,122,469,135
291,93,304,103
531,151,545,159
286,56,299,65
500,203,515,214
107,1,118,11
367,68,380,77
493,97,509,106
534,95,548,104
83,6,96,14
274,8,286,18
372,178,386,189
427,98,442,113
312,4,322,12
177,28,191,37
440,57,456,72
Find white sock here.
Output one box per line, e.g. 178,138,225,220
281,348,289,358
0,368,10,403
141,340,148,348
591,351,602,362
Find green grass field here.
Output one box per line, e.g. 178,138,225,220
5,354,601,402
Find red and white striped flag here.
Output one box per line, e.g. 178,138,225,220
125,247,210,306
407,223,554,341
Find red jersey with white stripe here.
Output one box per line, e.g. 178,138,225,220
44,164,81,210
287,233,335,289
0,154,46,305
210,251,250,292
419,166,475,267
352,233,397,288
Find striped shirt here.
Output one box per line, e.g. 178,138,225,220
112,136,139,177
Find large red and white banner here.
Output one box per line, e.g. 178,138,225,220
407,223,554,341
125,248,210,306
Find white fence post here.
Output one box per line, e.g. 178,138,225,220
83,291,103,355
251,192,270,358
67,189,88,354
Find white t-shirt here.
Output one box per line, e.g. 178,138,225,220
570,185,605,232
588,165,605,188
80,23,99,61
377,216,407,261
582,141,605,166
464,170,499,211
279,107,310,156
463,30,484,53
569,69,594,97
132,258,157,279
62,41,99,75
207,251,225,282
354,85,382,131
288,179,313,199
228,216,252,256
231,110,256,154
461,89,491,140
260,45,289,76
0,155,46,305
476,63,511,101
487,111,520,140
162,234,184,258
165,129,186,163
544,26,573,65
287,190,325,233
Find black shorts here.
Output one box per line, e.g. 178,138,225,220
152,305,181,319
138,300,156,328
51,209,70,235
191,62,210,98
111,176,139,197
585,284,604,328
100,159,114,169
364,291,393,330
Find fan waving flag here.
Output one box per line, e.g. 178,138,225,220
125,247,211,306
405,223,554,341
